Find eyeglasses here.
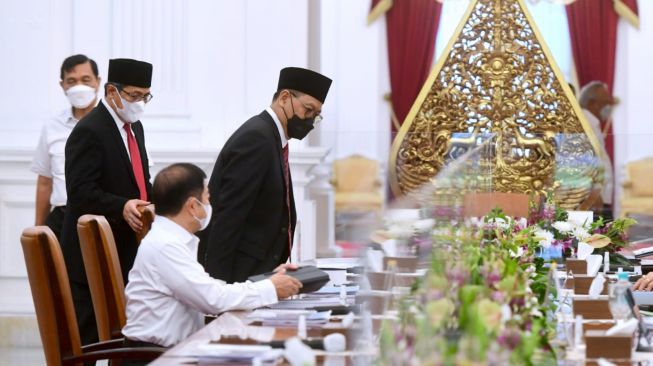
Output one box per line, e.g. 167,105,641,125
114,84,154,104
290,92,323,124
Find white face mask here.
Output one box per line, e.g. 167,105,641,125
600,105,613,120
192,198,212,231
111,87,146,123
66,84,97,109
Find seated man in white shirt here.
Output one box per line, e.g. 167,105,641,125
122,163,302,354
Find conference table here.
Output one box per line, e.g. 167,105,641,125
148,307,380,365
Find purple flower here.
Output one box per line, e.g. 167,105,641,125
497,328,522,350
491,291,506,302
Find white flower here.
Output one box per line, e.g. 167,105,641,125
485,217,511,230
516,217,528,230
552,221,574,233
387,224,413,239
501,304,512,323
530,308,543,318
572,226,590,241
510,247,524,258
468,217,482,227
534,229,554,248
413,219,435,233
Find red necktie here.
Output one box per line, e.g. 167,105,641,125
282,145,292,258
123,123,147,201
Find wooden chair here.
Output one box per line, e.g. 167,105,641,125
331,154,384,213
135,205,155,243
463,192,530,218
20,226,164,365
621,157,653,217
77,215,127,342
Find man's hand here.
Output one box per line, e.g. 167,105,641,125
123,199,150,232
633,273,653,291
274,263,298,273
270,272,302,299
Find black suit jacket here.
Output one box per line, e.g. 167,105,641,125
61,102,152,284
201,110,296,283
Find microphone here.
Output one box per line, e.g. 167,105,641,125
266,333,346,352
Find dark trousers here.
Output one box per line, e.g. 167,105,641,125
45,206,65,241
70,280,99,346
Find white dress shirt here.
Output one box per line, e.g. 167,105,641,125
266,107,288,148
31,107,78,206
582,109,613,204
122,215,278,347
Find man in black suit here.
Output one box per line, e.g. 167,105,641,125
62,58,154,346
202,67,332,283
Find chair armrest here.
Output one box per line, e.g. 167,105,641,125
81,338,124,352
329,178,338,188
64,347,166,364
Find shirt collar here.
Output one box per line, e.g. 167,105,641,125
55,106,77,126
265,107,288,148
61,98,101,126
153,215,199,250
102,98,128,131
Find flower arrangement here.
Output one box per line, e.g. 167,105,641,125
377,193,637,365
527,193,636,263
379,209,557,365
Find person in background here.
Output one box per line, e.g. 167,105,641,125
578,81,617,220
31,54,100,240
122,163,301,363
62,58,154,347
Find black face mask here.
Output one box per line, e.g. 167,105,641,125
284,95,315,140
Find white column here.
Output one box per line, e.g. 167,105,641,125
289,147,329,263
308,162,341,257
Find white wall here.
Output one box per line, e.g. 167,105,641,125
0,0,388,315
614,0,653,216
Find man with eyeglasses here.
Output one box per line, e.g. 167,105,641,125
201,67,332,283
61,58,154,347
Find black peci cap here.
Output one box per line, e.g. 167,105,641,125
108,58,153,88
277,67,332,103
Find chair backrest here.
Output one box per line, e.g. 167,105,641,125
626,157,653,197
21,226,82,365
77,215,126,341
332,155,380,193
135,205,155,244
463,192,530,218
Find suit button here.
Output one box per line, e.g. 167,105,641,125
273,255,280,261
280,227,287,234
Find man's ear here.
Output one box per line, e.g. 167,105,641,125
107,85,124,110
60,80,65,92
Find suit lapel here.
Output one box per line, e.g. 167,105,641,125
98,103,139,188
259,111,287,194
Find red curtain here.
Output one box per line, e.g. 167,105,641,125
373,0,442,132
566,0,638,165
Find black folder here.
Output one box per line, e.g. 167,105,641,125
248,266,330,294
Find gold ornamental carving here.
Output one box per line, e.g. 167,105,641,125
389,0,603,209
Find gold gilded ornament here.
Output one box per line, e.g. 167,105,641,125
389,0,603,209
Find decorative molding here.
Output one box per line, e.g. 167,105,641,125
111,0,189,119
0,200,33,278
